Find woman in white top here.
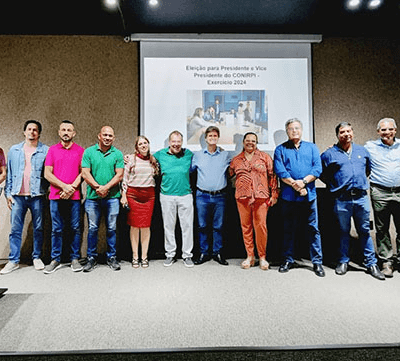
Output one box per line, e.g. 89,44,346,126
121,136,159,268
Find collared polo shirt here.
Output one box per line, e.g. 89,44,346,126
45,142,84,200
81,144,124,199
320,143,370,194
365,138,400,188
191,147,231,191
274,140,322,202
153,147,193,196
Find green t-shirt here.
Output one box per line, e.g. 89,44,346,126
81,144,124,199
153,148,193,196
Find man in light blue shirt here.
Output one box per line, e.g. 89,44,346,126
365,117,400,277
191,126,231,265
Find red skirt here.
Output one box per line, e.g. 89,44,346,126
126,186,155,228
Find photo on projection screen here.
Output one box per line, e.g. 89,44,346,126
143,57,310,152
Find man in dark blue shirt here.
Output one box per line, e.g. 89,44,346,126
274,118,325,277
320,122,384,280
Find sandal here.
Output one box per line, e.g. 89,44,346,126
259,259,269,270
132,259,140,268
241,257,255,269
141,258,149,268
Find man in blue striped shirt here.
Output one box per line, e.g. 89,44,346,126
365,117,400,278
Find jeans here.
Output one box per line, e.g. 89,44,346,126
281,198,323,264
84,198,120,259
8,195,44,263
334,192,377,267
196,190,226,255
50,200,81,262
370,185,400,263
160,193,193,259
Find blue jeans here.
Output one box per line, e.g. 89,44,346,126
9,195,44,263
196,190,226,255
334,192,377,267
84,198,120,259
50,200,81,262
281,198,323,264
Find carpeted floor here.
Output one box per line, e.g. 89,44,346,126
1,259,400,353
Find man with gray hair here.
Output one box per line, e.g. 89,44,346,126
274,118,325,277
365,118,400,277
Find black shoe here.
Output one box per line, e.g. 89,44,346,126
213,253,228,266
83,257,97,273
335,263,348,275
313,263,325,277
278,261,293,273
107,256,121,271
194,254,210,265
367,264,385,281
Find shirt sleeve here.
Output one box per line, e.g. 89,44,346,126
115,150,124,169
310,144,322,178
44,147,54,167
273,146,291,179
81,149,91,169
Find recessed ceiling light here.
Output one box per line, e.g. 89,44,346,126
368,0,383,9
149,0,159,8
104,0,119,9
346,0,362,10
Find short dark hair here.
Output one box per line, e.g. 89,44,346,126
243,131,258,143
335,122,352,136
23,120,42,134
60,120,74,126
205,126,220,137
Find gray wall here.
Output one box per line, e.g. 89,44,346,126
0,36,399,261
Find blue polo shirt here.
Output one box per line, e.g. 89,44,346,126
274,140,322,202
191,147,231,191
320,143,371,194
365,138,400,188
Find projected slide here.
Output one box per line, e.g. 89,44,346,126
144,57,310,152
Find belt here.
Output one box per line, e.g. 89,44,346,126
370,183,400,193
197,187,226,195
338,189,367,198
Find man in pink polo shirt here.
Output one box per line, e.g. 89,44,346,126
43,120,85,274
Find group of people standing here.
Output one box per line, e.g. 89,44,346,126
0,117,399,282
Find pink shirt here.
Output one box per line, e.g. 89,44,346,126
45,142,85,200
19,144,36,195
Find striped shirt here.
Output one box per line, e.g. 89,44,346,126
122,154,156,191
230,149,279,204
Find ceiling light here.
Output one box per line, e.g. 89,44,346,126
346,0,362,10
148,0,160,8
104,0,119,10
368,0,383,9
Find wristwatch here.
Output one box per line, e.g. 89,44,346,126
302,178,308,185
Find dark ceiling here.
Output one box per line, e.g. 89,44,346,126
0,0,398,38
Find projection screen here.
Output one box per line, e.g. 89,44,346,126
137,34,322,152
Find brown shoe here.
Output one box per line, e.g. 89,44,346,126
382,262,394,278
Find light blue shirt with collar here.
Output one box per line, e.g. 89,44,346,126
191,146,231,191
365,138,400,187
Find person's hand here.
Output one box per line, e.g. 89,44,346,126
299,188,308,197
268,197,278,207
291,179,305,192
96,185,109,198
120,194,128,207
6,196,14,210
123,154,130,164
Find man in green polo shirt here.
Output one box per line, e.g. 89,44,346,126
81,126,124,272
154,130,194,267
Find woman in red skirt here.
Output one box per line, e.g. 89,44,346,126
121,136,159,268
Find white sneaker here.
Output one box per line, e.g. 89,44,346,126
0,261,19,275
33,258,45,270
43,260,62,274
